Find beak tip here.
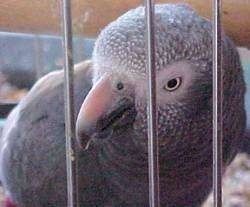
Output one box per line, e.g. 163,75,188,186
76,130,92,150
83,140,92,151
76,118,95,150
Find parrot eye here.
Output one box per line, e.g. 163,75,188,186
164,77,182,91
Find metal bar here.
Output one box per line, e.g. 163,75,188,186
212,0,223,206
61,0,79,206
144,1,160,207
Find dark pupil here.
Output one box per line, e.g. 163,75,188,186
117,82,124,90
167,79,178,88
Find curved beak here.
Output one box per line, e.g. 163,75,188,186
76,75,112,149
76,75,136,150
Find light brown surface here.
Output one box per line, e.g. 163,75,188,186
0,0,249,47
202,153,250,207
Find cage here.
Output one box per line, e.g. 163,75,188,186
0,0,249,207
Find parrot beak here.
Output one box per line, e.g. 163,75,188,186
76,75,136,150
76,75,112,149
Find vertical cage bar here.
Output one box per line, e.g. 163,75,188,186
61,0,79,206
212,0,223,206
144,1,160,207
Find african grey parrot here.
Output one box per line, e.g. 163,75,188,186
0,4,246,207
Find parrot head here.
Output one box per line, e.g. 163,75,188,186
76,4,215,151
75,4,245,205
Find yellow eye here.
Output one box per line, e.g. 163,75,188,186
163,77,182,91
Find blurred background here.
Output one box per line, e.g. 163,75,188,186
0,32,94,106
0,0,249,206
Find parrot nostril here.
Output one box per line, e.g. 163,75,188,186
116,82,124,91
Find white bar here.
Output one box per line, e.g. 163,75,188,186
61,0,79,206
212,0,223,206
144,1,160,207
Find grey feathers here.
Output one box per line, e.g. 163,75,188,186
0,4,246,207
